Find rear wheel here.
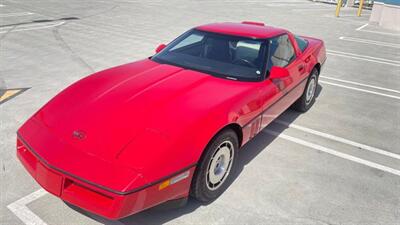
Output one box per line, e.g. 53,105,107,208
292,67,319,112
190,129,238,202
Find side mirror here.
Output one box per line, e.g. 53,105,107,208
155,44,166,53
269,66,290,79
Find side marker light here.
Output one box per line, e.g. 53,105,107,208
159,171,190,190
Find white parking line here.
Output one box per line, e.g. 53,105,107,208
356,23,400,36
0,21,65,34
274,120,400,160
320,80,400,100
320,76,400,94
339,36,400,48
327,50,400,64
0,12,34,17
359,29,400,36
264,129,400,176
356,23,369,31
327,50,400,67
7,189,48,225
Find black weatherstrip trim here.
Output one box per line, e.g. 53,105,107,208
17,133,197,195
243,76,309,128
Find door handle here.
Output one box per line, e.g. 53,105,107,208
298,66,305,72
305,56,311,63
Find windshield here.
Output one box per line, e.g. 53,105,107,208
152,29,267,81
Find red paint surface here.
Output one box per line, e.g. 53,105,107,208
196,22,287,38
17,22,326,219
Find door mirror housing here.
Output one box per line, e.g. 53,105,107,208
155,44,167,53
269,66,290,79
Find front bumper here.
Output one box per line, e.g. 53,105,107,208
16,137,195,220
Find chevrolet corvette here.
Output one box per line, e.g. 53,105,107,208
17,21,326,219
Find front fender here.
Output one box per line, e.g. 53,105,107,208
116,110,236,190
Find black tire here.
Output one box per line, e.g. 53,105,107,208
292,67,319,112
190,129,239,203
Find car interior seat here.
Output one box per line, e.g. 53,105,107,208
234,42,260,68
203,38,231,63
271,37,293,67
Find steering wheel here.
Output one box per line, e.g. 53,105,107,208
233,58,256,68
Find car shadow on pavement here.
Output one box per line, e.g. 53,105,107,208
68,85,322,225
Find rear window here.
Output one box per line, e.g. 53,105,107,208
295,35,308,52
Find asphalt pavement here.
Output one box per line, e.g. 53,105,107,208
1,0,399,224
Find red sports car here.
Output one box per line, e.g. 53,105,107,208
17,21,326,219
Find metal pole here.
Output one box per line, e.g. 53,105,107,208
335,0,343,17
357,0,365,16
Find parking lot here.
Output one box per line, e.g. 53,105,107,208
1,0,399,224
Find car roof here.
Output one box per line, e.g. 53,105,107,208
196,22,288,39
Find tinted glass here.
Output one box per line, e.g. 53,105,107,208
152,30,267,81
170,33,204,51
267,34,295,70
295,35,308,52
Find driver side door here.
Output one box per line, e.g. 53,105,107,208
259,33,306,128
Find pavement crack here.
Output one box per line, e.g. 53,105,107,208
296,216,338,225
52,24,94,73
1,17,79,28
80,4,119,19
0,25,17,41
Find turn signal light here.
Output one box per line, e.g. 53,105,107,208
158,171,190,190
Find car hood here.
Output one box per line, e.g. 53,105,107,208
29,59,250,164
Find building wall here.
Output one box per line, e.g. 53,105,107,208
370,1,400,31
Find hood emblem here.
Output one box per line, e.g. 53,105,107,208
72,130,86,140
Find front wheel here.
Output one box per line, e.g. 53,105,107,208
292,67,319,112
190,129,239,203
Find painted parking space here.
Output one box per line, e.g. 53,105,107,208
1,0,399,225
326,49,400,66
339,36,400,48
356,23,400,36
0,12,34,17
319,79,400,100
0,88,29,105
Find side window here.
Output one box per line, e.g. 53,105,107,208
295,35,308,52
268,34,295,69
